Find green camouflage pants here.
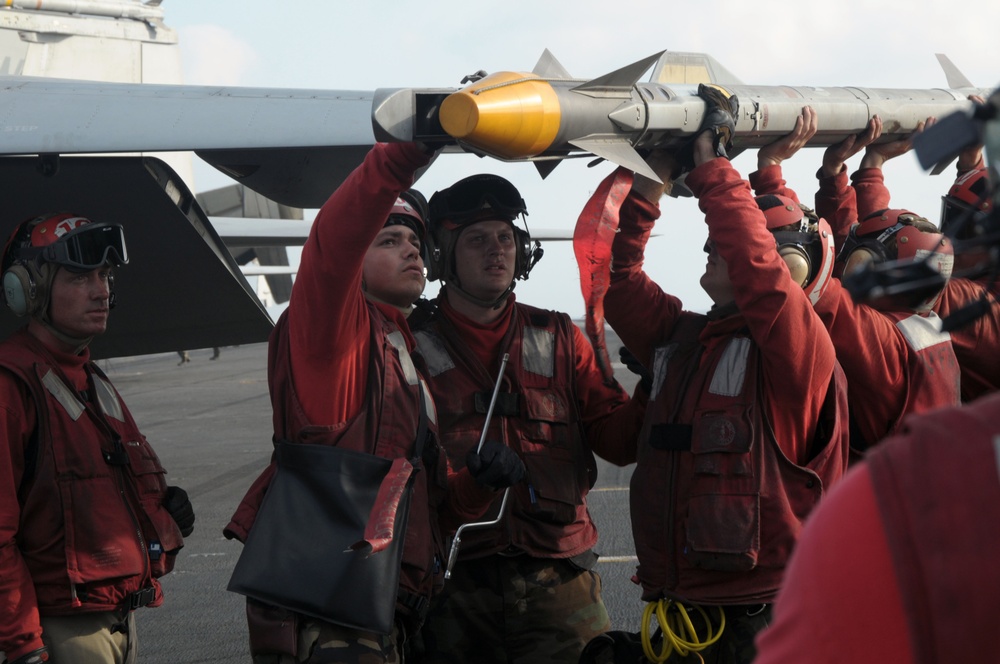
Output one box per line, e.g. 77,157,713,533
414,554,611,663
251,618,403,664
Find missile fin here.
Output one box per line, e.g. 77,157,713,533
533,156,565,180
571,52,664,98
569,138,662,183
936,54,974,89
532,49,573,79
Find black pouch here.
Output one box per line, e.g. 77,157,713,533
228,440,413,635
247,598,298,657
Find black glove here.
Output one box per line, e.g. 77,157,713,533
696,83,739,158
618,346,652,394
9,647,49,664
163,485,195,537
677,83,740,171
466,441,525,491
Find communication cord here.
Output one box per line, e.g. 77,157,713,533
640,598,726,663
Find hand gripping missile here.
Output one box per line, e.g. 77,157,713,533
372,50,991,181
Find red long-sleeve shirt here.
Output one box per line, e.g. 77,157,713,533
849,166,1000,401
606,158,836,465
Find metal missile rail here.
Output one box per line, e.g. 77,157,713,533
372,50,992,183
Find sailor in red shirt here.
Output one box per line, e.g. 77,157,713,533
408,172,646,663
840,104,1000,402
0,214,194,664
753,108,961,454
224,142,522,663
580,89,849,664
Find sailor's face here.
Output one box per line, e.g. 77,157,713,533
48,266,112,338
363,225,425,307
451,219,516,304
700,238,735,306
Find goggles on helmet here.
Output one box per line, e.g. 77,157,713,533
940,196,987,240
429,174,528,225
22,223,128,271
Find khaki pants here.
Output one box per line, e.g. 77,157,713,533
40,611,136,664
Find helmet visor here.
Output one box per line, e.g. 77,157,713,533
432,176,527,223
39,223,128,270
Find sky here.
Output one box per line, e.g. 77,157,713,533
163,0,1000,317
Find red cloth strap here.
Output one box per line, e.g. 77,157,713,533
573,167,634,384
354,457,414,555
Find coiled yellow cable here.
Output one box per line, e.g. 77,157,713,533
640,599,726,662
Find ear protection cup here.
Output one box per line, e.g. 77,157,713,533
777,245,811,288
841,246,880,278
3,265,35,317
422,229,447,282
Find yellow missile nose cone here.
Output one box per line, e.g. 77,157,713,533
440,71,561,159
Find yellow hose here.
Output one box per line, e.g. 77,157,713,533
640,599,726,662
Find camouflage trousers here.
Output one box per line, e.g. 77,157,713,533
414,553,611,664
251,618,404,664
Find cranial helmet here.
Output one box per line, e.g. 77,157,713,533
384,189,428,242
839,208,953,310
941,168,993,239
2,213,128,318
425,174,542,307
755,194,835,305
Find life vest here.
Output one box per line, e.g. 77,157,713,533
0,329,182,614
630,313,849,604
413,302,599,560
867,393,1000,664
231,306,448,603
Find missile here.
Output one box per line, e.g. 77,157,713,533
1,0,165,21
372,51,991,182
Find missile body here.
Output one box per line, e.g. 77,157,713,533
2,0,164,20
372,51,990,180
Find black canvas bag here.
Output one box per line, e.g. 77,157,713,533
228,393,429,635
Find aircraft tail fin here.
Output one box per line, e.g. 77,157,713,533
649,51,745,86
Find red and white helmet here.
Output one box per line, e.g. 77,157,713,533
385,190,427,241
840,209,953,310
756,194,836,305
941,168,993,238
2,213,127,318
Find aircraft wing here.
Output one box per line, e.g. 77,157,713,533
0,155,274,359
0,76,375,208
211,218,313,248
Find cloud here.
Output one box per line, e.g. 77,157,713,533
178,25,257,86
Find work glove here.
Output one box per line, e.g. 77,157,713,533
8,647,49,664
619,346,652,394
697,83,739,158
676,83,740,172
466,441,525,491
163,485,195,537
